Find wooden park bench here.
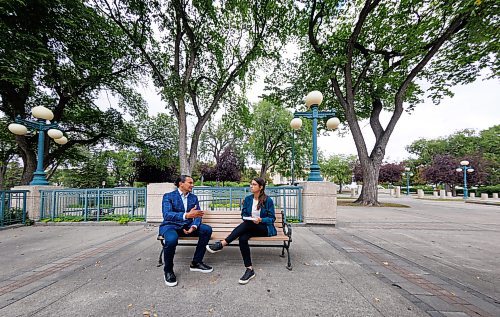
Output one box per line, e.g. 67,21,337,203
157,210,293,270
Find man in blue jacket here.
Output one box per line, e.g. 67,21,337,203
159,175,213,287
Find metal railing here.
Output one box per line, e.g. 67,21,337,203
39,188,147,222
0,190,28,226
193,186,303,222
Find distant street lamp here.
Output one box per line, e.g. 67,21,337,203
401,167,414,196
8,106,68,185
290,91,340,181
456,160,474,200
290,130,295,185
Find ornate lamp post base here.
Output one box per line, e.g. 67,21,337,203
31,171,50,185
307,164,323,181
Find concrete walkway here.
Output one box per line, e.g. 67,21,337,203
0,196,498,316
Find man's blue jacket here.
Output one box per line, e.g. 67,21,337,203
159,189,202,236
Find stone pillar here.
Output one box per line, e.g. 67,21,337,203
417,189,424,198
447,192,453,198
301,181,337,225
433,191,439,198
439,190,446,198
493,193,498,199
350,188,356,197
395,186,401,198
480,193,488,200
11,185,61,221
470,193,476,198
146,183,176,223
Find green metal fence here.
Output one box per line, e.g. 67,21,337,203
193,186,303,222
39,188,147,222
0,190,28,227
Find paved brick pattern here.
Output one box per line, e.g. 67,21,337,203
0,228,150,309
314,228,500,317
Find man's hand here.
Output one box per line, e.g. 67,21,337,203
185,207,204,219
183,226,196,234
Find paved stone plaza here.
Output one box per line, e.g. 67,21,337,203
0,196,498,316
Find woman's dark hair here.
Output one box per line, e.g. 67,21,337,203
174,175,192,188
253,177,267,210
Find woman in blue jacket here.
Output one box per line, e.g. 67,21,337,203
206,177,276,284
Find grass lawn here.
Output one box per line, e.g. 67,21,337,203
337,200,410,208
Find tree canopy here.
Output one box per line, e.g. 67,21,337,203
96,0,296,175
0,0,145,184
267,0,498,205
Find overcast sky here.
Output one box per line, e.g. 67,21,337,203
139,76,499,163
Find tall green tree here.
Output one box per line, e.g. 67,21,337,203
407,126,499,185
0,0,144,184
96,0,295,175
247,100,311,178
275,0,498,205
320,154,356,191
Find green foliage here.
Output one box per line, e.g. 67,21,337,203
0,0,146,184
247,100,312,178
475,185,500,196
320,154,356,186
96,0,296,174
194,181,248,188
407,126,499,185
266,0,498,205
1,160,22,189
40,215,144,224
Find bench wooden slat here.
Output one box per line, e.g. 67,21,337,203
203,222,283,228
177,235,288,241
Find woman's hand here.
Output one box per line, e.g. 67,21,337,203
252,217,262,224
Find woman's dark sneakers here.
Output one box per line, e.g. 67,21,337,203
189,262,213,273
238,268,255,284
206,241,224,253
164,272,177,287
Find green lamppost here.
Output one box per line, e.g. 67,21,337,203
402,167,413,196
290,91,340,181
456,160,474,200
8,106,68,185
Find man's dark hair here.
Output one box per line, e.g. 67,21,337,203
174,175,192,187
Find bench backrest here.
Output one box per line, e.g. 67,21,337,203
202,211,283,235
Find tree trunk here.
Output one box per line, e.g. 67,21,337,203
16,136,37,185
177,99,190,175
354,158,381,206
0,165,5,190
260,163,268,179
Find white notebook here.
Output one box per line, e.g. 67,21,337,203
242,216,258,221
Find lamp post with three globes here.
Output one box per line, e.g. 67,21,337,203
290,91,340,181
8,106,68,185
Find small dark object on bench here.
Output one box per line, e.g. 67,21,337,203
157,210,293,270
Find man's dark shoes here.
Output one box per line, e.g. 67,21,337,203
238,268,255,285
206,241,224,253
190,262,213,273
164,272,177,287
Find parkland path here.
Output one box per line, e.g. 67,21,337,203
0,196,498,316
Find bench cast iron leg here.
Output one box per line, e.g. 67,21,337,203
157,241,164,267
283,241,292,270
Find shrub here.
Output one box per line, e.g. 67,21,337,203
475,185,500,196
